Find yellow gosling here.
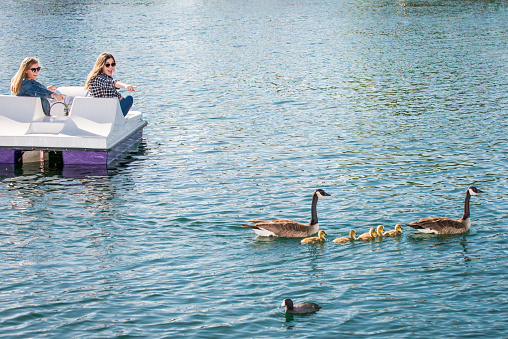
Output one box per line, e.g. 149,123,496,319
332,230,356,243
384,224,403,237
375,225,385,237
301,230,327,244
357,228,377,241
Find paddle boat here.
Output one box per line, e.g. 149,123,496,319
0,86,147,167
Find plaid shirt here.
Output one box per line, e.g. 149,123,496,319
88,73,121,99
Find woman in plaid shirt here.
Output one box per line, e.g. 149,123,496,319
85,53,136,116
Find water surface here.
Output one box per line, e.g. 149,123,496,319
0,0,507,337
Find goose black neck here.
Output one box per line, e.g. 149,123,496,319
310,192,319,226
462,189,471,220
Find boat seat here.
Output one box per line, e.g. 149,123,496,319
60,97,126,137
0,96,46,135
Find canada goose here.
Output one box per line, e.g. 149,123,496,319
332,230,356,243
301,230,327,244
375,225,384,237
281,298,322,314
243,189,331,238
407,186,483,235
357,228,377,241
384,224,402,237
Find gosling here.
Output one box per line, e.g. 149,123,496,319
301,230,327,244
332,230,356,243
384,224,402,237
375,225,385,237
357,228,377,241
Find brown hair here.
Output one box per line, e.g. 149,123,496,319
84,53,115,89
11,57,39,94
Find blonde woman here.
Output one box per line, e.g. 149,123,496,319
11,57,65,116
85,53,136,116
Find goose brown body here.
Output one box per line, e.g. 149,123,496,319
406,187,483,235
243,189,331,238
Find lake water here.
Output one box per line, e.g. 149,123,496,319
1,0,507,337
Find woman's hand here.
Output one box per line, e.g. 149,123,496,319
47,85,56,91
52,93,65,101
125,84,137,92
115,81,137,92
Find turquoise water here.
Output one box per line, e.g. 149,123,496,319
1,0,507,337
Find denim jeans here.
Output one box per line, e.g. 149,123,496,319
120,95,133,116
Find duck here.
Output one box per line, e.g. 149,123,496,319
281,298,322,314
375,225,384,237
301,230,327,244
384,224,402,237
356,228,377,241
407,186,483,235
243,189,331,238
332,230,356,243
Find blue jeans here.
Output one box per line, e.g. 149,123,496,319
120,95,133,116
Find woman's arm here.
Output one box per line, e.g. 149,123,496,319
42,85,65,101
19,80,53,99
115,81,136,92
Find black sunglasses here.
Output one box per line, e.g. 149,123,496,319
105,62,116,68
30,67,41,72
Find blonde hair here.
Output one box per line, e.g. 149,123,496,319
85,53,115,89
11,57,39,94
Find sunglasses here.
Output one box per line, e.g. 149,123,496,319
30,67,41,72
105,62,116,68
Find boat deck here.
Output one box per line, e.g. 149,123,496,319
0,87,147,166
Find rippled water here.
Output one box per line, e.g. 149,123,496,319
1,0,507,337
